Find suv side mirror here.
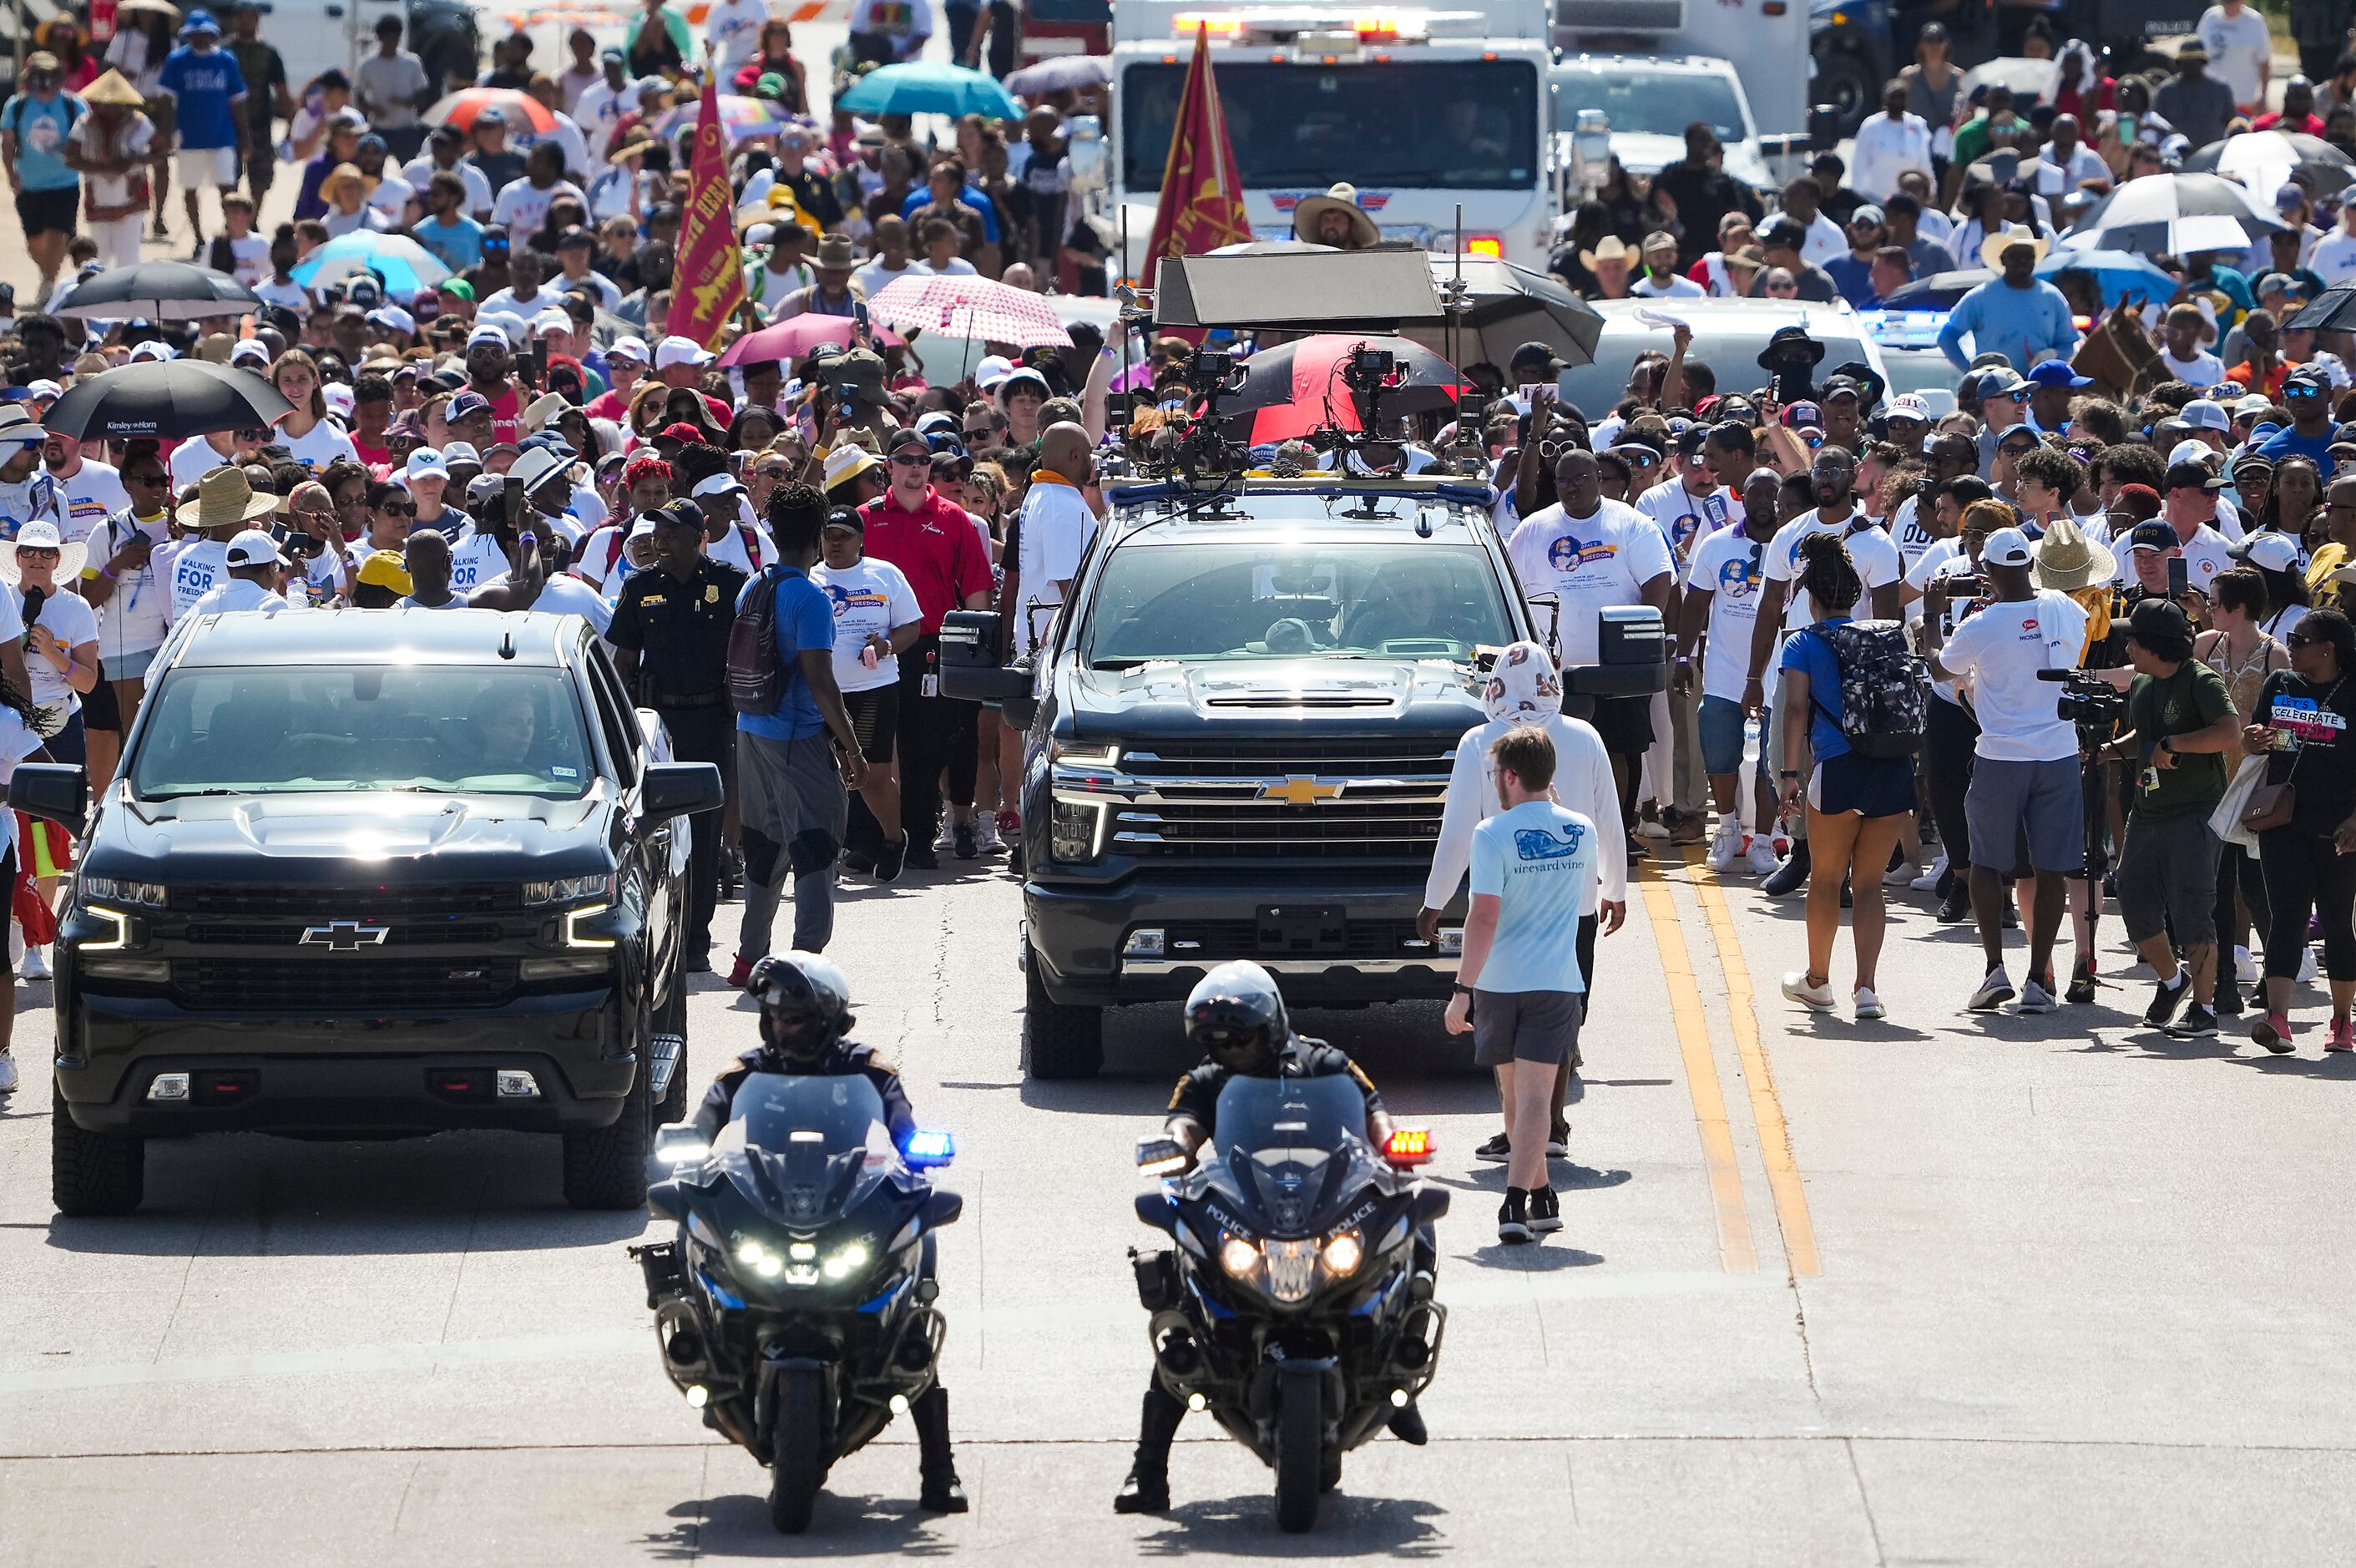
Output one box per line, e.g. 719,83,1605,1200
641,761,724,820
10,762,87,837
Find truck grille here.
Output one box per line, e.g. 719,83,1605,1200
169,957,520,1011
170,883,522,920
1163,919,1427,959
183,920,507,948
1100,742,1454,859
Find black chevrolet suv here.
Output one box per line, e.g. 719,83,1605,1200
14,609,723,1216
946,477,1538,1080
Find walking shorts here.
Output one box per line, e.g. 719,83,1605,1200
1472,988,1584,1068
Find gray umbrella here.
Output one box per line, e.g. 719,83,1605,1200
1398,256,1605,369
50,260,263,322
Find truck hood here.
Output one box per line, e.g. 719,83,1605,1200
1066,658,1484,736
102,791,605,873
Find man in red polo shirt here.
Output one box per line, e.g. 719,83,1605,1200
861,427,996,869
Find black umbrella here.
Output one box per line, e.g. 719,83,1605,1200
1881,268,1993,309
2287,281,2356,332
50,261,264,322
1402,256,1605,369
43,361,295,443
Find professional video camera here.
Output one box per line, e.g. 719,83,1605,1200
2040,665,2128,746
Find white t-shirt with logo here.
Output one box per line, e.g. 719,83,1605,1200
2109,523,2235,594
23,584,97,712
811,556,922,693
163,538,230,621
51,459,129,546
281,420,359,475
1939,588,2091,761
1504,498,1675,665
1888,494,1942,570
1684,526,1771,704
448,534,509,595
1635,476,1732,563
90,513,173,659
2160,349,2227,390
1763,511,1904,630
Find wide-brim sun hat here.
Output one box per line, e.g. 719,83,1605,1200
1291,182,1379,248
0,520,87,586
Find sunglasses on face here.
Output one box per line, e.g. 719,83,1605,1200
17,547,58,560
2289,632,2320,647
377,500,415,515
889,451,930,467
126,471,168,485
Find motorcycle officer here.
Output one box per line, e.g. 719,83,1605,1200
695,951,969,1515
1115,961,1432,1515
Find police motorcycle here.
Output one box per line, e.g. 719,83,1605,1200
1129,1031,1449,1528
629,966,964,1533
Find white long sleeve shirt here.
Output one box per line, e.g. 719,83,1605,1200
1849,112,1934,203
1423,713,1627,917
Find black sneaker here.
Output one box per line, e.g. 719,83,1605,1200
1473,1131,1510,1164
2214,984,2244,1018
953,820,978,859
873,837,907,883
1497,1188,1532,1244
2145,971,2191,1029
1528,1186,1564,1234
2065,960,2096,1005
2001,901,2019,929
1936,887,1972,923
842,850,877,876
1546,1123,1568,1158
1839,876,1853,909
903,842,940,872
1762,842,1811,898
2166,1004,2219,1039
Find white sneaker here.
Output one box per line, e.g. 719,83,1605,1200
1746,836,1781,876
1910,852,1949,893
1705,818,1744,872
1967,968,2015,1012
18,945,48,981
1781,971,1837,1009
2014,979,2056,1015
1853,987,1885,1021
0,1055,17,1094
2236,946,2261,985
975,815,1003,854
2299,948,2320,984
934,820,957,853
1883,858,1922,888
1636,814,1671,840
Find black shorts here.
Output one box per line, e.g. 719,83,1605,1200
1587,694,1655,757
15,187,77,239
83,663,123,734
845,684,900,765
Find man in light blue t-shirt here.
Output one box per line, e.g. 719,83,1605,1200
0,54,84,297
1443,726,1597,1245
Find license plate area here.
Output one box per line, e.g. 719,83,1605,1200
1256,905,1346,955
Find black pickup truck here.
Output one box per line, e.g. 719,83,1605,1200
15,609,723,1216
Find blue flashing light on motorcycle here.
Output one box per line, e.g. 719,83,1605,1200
902,1128,957,1169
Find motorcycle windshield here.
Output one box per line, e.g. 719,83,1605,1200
1209,1073,1371,1240
711,1073,896,1227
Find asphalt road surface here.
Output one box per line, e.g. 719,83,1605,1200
7,838,2356,1566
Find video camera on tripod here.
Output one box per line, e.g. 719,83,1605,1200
2038,666,2128,747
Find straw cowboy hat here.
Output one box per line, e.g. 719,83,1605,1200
322,163,367,200
607,129,657,164
1579,235,1637,273
0,519,87,588
80,69,146,108
174,465,279,534
1979,221,2050,271
1292,182,1380,248
2031,514,2118,593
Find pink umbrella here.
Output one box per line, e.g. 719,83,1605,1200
718,315,902,367
867,274,1072,350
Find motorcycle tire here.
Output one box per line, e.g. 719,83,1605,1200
1272,1374,1323,1533
769,1367,827,1534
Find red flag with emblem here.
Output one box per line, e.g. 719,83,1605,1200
669,74,746,352
1144,26,1253,272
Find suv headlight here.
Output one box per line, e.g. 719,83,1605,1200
1050,796,1107,863
79,877,166,909
525,873,616,906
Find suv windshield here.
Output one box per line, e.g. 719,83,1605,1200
1551,66,1749,144
131,665,597,800
1084,541,1514,667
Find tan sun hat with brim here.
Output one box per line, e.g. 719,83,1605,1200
322,162,367,199
1579,235,1637,273
2031,514,2119,593
1291,182,1380,248
1727,244,1768,275
80,69,146,108
174,464,280,533
607,129,658,164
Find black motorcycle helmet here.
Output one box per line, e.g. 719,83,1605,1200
1184,961,1290,1074
746,950,855,1067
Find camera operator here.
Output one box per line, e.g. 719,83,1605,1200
1923,523,2091,1016
1742,445,1904,896
2091,599,2244,1039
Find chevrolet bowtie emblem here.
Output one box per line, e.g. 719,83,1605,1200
301,921,392,951
1261,776,1343,805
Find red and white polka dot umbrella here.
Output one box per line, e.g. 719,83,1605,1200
867,275,1073,350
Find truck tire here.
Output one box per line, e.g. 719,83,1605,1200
562,1037,653,1211
1272,1372,1323,1533
769,1366,828,1534
52,1085,144,1217
1023,951,1102,1080
1813,46,1877,134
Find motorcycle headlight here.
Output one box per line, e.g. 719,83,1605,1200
821,1242,871,1281
1218,1232,1261,1277
1321,1229,1363,1277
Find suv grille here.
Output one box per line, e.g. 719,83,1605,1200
1164,919,1426,959
169,957,520,1011
1103,742,1454,860
183,920,506,948
170,883,523,920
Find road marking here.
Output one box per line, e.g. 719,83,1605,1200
1634,857,1757,1272
1682,855,1823,1279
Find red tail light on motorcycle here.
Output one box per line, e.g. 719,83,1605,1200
1383,1129,1433,1167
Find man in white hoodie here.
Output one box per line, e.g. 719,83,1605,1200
1419,640,1627,1163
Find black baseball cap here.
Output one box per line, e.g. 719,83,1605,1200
2163,458,2227,493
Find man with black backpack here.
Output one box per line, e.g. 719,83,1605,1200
726,484,869,983
1923,524,2093,1018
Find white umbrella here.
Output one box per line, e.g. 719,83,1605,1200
2182,129,2356,200
2061,173,2287,257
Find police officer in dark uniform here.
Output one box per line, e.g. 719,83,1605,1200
1114,962,1430,1515
609,501,748,972
692,950,968,1512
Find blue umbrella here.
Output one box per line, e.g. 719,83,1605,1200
290,232,452,297
836,62,1023,121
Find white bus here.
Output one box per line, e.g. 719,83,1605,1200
1110,0,1559,271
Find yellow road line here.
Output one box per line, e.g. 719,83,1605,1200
1681,856,1823,1279
1633,857,1757,1273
